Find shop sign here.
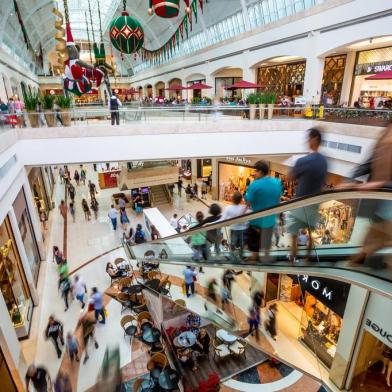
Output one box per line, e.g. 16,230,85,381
365,319,392,344
225,157,252,166
299,275,350,317
355,61,392,75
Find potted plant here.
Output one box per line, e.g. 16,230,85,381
23,90,40,128
56,95,72,126
266,91,277,120
192,96,201,105
247,93,259,120
42,94,56,127
259,93,267,120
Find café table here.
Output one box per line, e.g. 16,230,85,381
142,327,161,344
159,368,179,391
216,329,237,345
173,331,197,348
143,279,161,292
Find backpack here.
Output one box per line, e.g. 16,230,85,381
134,230,145,244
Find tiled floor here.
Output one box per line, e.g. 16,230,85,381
23,163,331,391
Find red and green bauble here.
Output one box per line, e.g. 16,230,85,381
109,12,144,54
148,0,190,18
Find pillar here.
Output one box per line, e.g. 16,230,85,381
303,55,324,104
329,285,369,389
204,75,215,100
211,158,219,200
339,51,356,106
242,66,257,99
164,82,170,100
191,159,198,183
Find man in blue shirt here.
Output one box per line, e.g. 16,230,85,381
245,160,282,261
183,266,198,297
287,128,327,262
91,287,105,324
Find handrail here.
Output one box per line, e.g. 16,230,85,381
128,188,392,245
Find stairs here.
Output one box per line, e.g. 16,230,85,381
150,185,171,206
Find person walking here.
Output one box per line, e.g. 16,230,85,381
108,93,122,125
88,180,97,199
170,213,179,232
201,181,208,200
74,170,80,185
119,207,130,230
68,184,76,203
91,287,105,324
189,211,208,261
108,204,118,230
59,166,65,184
66,332,79,362
73,275,87,310
78,311,99,364
245,160,282,261
60,276,72,311
80,166,86,185
193,183,199,198
82,199,91,221
265,303,278,340
25,365,51,392
286,128,327,262
45,316,64,358
183,266,197,297
247,304,260,341
177,177,183,196
59,200,67,221
53,246,64,265
90,197,99,220
69,202,76,223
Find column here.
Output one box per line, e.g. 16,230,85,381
164,82,170,100
211,158,219,200
339,51,356,106
303,55,325,104
191,159,198,183
242,66,257,98
329,285,369,389
204,75,215,99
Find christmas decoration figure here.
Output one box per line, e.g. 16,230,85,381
148,0,190,18
63,23,105,96
109,11,144,54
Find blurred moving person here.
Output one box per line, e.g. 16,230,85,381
287,128,327,262
26,365,51,392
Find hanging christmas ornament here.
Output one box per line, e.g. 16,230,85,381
110,0,144,54
148,0,190,18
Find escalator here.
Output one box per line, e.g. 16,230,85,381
124,188,392,297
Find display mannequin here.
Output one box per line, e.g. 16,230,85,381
382,345,392,387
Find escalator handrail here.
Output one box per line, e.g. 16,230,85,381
128,188,392,246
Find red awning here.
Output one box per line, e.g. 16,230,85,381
187,82,212,90
165,84,187,91
365,70,392,80
225,80,263,89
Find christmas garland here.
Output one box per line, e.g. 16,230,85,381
140,0,206,65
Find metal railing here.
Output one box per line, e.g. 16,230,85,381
0,106,391,129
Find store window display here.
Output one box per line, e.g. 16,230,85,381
0,218,32,337
219,163,254,201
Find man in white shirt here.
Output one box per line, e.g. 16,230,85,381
108,204,118,230
220,191,249,257
169,213,178,232
108,93,122,125
73,275,87,310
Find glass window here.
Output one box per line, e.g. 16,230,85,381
0,218,31,328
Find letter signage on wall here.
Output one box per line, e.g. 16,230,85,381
298,275,351,317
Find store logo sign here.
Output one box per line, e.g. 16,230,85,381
301,275,333,301
225,157,252,165
365,319,392,344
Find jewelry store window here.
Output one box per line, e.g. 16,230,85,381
0,217,32,338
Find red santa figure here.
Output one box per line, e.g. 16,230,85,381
63,23,105,96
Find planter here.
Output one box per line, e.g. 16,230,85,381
249,104,257,120
259,104,266,120
27,112,40,128
61,110,71,126
44,111,56,127
267,104,274,120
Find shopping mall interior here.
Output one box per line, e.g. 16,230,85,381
1,0,392,391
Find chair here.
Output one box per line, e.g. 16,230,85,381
132,378,144,392
137,311,153,327
147,271,160,281
229,339,247,359
159,278,172,298
114,257,126,266
118,276,133,291
117,292,134,313
147,353,168,371
213,339,231,361
173,299,186,313
132,300,148,314
120,315,138,339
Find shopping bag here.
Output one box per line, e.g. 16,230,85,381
104,308,108,318
182,281,186,295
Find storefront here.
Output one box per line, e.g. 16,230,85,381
350,293,392,391
271,273,350,369
12,189,41,284
350,46,392,107
42,166,55,200
74,88,100,104
0,348,17,392
196,159,212,179
321,54,347,106
28,168,51,217
0,217,33,338
215,77,242,98
257,61,306,97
